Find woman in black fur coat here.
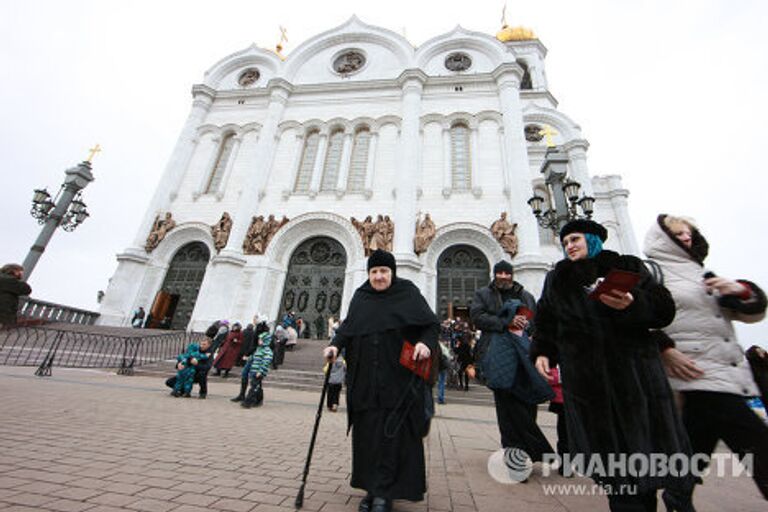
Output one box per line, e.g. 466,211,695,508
531,219,695,512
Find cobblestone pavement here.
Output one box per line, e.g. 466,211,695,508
0,366,764,511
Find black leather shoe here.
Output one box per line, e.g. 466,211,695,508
371,497,392,512
358,494,373,512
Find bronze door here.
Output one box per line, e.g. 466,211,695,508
280,237,346,339
437,245,489,323
158,241,210,330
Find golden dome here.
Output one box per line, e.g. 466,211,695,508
496,24,536,42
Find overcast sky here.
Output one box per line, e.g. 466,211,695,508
2,0,766,346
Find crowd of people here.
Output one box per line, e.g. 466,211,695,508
318,216,767,512
4,211,767,512
164,312,302,407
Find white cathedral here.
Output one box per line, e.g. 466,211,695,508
98,16,638,335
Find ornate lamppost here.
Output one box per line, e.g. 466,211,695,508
527,142,595,235
22,145,99,280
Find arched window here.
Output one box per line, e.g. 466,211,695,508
450,123,471,191
347,127,371,192
205,133,235,193
294,130,320,192
517,59,532,90
320,129,345,192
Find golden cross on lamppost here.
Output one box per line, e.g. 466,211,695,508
538,125,559,147
86,144,102,163
275,26,288,60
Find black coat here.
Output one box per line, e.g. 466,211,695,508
0,274,31,324
240,325,255,359
331,277,439,501
470,281,536,378
530,250,692,493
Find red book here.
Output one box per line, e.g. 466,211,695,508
588,269,642,300
399,340,431,382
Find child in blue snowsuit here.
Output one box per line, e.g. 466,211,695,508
242,332,273,408
171,342,208,397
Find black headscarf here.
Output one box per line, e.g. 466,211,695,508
335,277,438,337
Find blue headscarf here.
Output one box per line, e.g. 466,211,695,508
585,233,603,258
562,232,604,259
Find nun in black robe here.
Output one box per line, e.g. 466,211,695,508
326,250,439,512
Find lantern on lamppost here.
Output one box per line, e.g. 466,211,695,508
21,145,100,280
527,147,595,235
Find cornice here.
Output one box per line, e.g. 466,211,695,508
397,69,430,87
191,84,217,100
561,138,590,153
502,39,548,57
491,62,526,83
520,90,559,108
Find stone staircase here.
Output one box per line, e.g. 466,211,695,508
133,337,496,407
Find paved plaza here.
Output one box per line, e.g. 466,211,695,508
0,365,764,512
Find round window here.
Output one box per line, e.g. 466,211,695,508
238,68,260,87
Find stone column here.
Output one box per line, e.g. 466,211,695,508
497,127,511,197
562,139,594,197
308,130,329,197
392,71,426,277
470,124,480,194
131,85,214,250
193,135,222,197
282,132,305,199
216,134,243,199
363,130,378,198
606,176,639,255
335,132,354,196
442,125,452,197
493,63,542,261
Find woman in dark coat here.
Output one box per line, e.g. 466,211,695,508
214,322,243,377
324,250,439,512
531,220,694,512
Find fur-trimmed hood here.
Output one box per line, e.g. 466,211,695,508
643,214,709,266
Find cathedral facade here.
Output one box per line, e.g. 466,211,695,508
98,17,637,334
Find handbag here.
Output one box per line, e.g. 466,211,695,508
399,340,432,382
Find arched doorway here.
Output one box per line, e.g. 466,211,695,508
280,237,346,339
150,242,210,330
436,245,490,323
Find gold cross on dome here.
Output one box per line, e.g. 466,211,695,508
279,26,288,44
538,125,559,147
86,144,102,163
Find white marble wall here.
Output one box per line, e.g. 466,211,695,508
98,18,637,329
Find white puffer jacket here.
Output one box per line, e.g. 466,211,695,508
643,222,763,396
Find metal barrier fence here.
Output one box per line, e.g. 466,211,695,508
0,325,199,376
18,297,100,325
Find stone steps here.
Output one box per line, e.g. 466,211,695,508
132,336,497,407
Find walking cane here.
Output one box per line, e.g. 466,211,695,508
295,357,332,509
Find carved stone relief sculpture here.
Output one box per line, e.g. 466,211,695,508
211,212,233,252
414,213,436,255
145,212,176,252
351,214,394,256
490,212,519,258
243,215,266,255
242,214,289,255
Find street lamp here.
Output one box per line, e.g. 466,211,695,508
527,147,595,235
22,145,99,280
